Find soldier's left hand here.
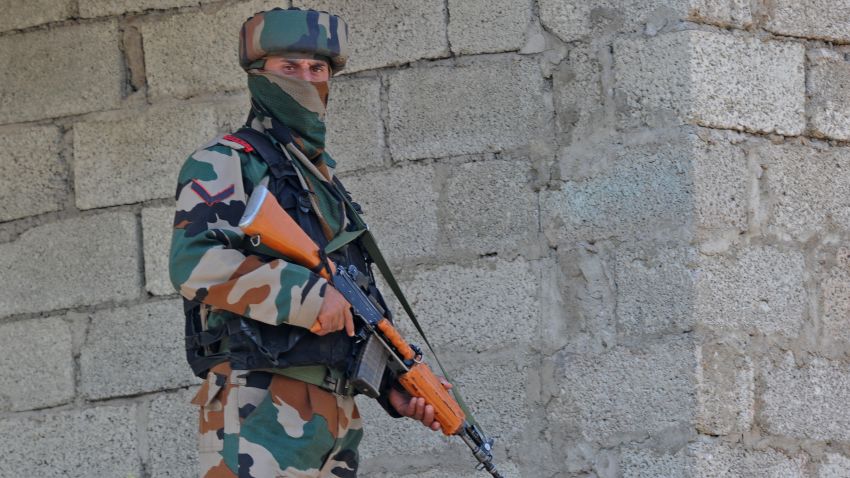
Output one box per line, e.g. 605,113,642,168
388,378,453,432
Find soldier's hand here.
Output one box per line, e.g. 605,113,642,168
313,286,354,336
388,378,453,432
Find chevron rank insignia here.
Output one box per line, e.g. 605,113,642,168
191,180,235,206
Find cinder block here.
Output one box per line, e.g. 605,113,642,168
539,0,752,42
818,454,850,478
0,22,123,124
142,0,272,99
293,0,449,73
614,30,805,135
688,0,754,27
147,389,199,478
765,0,850,43
80,0,218,17
218,94,252,132
542,132,695,244
0,0,74,32
690,130,750,236
326,77,385,173
0,405,140,477
761,352,850,442
687,438,807,476
341,163,438,263
753,140,850,242
0,212,141,318
0,125,65,222
388,59,548,160
614,245,697,337
547,336,696,444
80,299,197,400
447,352,532,442
143,206,176,296
695,340,754,436
694,246,806,336
392,258,540,352
447,0,530,55
539,0,647,41
0,316,74,412
808,52,850,141
73,101,239,209
441,159,538,255
620,445,687,478
821,257,850,349
544,129,747,245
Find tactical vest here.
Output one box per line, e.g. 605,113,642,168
184,128,388,378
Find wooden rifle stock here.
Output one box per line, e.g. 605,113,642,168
239,185,335,280
239,185,466,436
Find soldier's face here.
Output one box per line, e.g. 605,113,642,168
264,56,331,82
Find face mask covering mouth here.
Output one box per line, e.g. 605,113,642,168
248,70,330,161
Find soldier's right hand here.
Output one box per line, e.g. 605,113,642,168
312,285,355,336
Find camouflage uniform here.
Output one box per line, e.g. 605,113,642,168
192,362,361,478
170,8,372,478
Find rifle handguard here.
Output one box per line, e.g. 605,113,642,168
399,362,467,436
376,318,466,435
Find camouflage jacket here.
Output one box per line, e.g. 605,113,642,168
169,133,328,333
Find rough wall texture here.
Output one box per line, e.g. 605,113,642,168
0,1,847,477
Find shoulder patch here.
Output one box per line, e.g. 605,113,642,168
219,134,255,152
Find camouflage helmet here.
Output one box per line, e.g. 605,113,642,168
240,7,350,73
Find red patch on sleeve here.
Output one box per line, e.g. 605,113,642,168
223,134,255,153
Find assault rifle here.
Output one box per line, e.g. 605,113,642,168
239,184,505,478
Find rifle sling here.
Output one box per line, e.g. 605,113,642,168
325,176,481,430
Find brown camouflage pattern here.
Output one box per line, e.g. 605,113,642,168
170,137,327,331
192,363,363,477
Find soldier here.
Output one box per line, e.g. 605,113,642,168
169,7,448,478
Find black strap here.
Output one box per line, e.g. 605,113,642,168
231,128,292,179
231,128,327,248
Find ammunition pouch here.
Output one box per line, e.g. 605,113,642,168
184,303,356,378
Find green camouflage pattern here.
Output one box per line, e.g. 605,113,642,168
193,362,362,477
240,7,350,72
169,135,327,330
248,72,329,160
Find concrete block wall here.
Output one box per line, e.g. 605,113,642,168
0,1,847,477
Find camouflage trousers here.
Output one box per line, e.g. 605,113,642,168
191,362,363,478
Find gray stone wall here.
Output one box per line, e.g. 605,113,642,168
0,1,847,477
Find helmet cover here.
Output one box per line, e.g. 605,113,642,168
239,7,350,72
